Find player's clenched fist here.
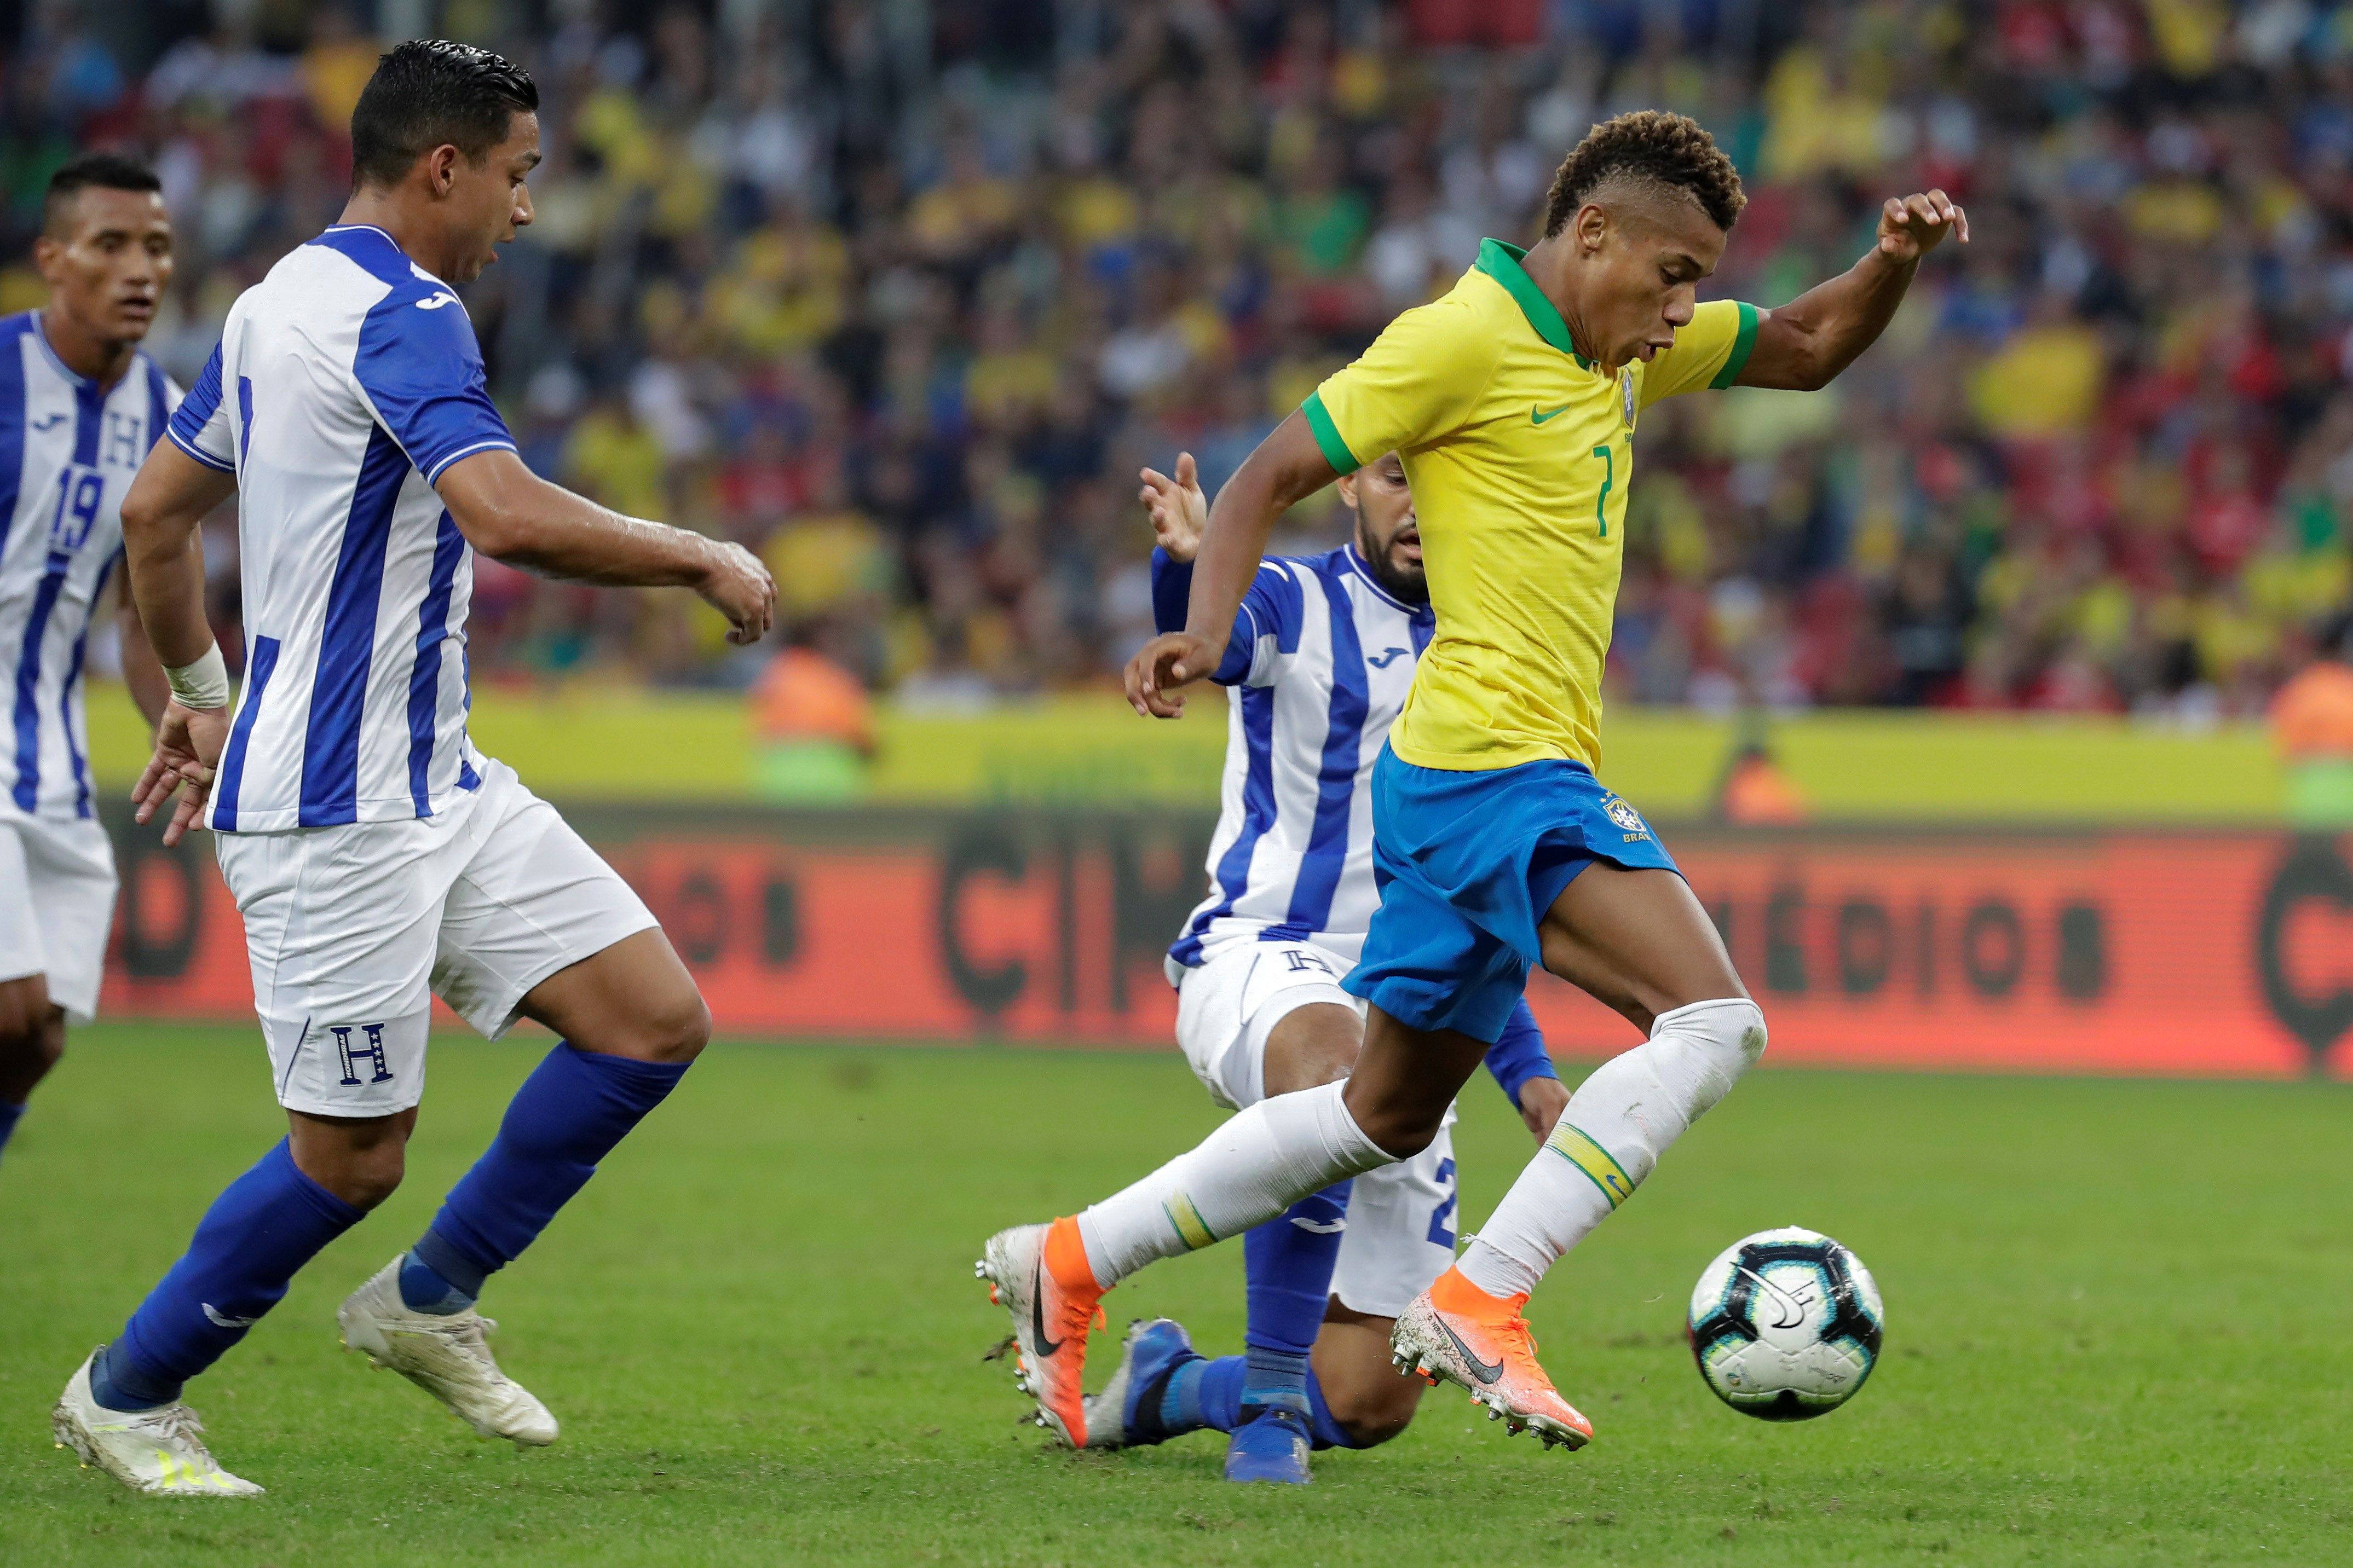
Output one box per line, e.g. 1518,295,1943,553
1875,189,1968,265
697,539,778,645
1125,629,1220,719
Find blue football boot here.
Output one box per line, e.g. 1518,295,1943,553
1223,1403,1313,1484
1081,1318,1201,1449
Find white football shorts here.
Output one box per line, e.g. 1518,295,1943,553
1172,938,1461,1318
215,757,657,1118
0,812,118,1023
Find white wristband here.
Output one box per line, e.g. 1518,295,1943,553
164,644,232,710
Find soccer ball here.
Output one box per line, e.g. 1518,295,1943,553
1686,1226,1883,1421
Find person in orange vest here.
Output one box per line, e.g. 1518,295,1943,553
2271,622,2353,828
750,623,875,801
1712,714,1808,826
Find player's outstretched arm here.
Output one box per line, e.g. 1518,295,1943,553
1123,414,1335,717
119,441,240,845
436,449,777,645
1737,190,1968,392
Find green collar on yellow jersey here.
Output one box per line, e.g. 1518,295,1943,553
1474,238,1596,371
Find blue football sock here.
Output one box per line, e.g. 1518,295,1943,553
106,1139,363,1411
0,1098,23,1162
412,1043,687,1300
1238,1182,1349,1416
1305,1364,1368,1450
1158,1356,1210,1433
397,1247,476,1315
1171,1357,1370,1448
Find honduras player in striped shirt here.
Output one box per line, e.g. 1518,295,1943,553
988,111,1962,1454
51,43,776,1497
1058,450,1567,1483
0,154,178,1169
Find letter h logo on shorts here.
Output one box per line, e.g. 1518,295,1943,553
330,1023,395,1086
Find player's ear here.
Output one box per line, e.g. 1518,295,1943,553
1334,472,1360,512
424,143,460,196
30,234,62,282
1576,201,1610,256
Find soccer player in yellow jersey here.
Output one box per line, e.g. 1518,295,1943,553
979,111,1963,1453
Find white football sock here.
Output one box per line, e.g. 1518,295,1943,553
1075,1080,1395,1289
1459,997,1767,1299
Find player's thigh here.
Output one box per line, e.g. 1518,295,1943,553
1538,862,1745,1033
12,815,118,1025
1173,942,1359,1108
1343,1005,1488,1156
216,822,444,1118
431,774,689,1061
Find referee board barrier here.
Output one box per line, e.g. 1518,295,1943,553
94,802,2353,1080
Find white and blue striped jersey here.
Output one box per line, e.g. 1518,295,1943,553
167,224,516,833
1163,543,1435,969
0,311,175,821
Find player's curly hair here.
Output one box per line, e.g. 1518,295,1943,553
1542,110,1746,237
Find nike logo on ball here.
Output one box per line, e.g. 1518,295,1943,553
1437,1318,1504,1383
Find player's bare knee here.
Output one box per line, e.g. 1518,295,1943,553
339,1147,406,1211
1323,1368,1421,1448
635,987,711,1065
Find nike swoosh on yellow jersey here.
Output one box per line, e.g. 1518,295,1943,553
1531,404,1571,424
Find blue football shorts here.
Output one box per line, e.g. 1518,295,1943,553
1342,745,1682,1043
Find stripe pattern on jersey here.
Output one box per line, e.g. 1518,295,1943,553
170,225,513,832
0,311,177,820
1169,545,1434,968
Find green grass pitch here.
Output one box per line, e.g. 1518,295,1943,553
2,1025,2349,1565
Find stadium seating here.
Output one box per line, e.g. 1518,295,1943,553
14,0,2352,718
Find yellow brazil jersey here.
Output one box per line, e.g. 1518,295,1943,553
1302,238,1758,773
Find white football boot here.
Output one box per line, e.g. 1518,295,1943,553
52,1350,263,1497
337,1257,558,1446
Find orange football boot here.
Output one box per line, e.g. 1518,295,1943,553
976,1217,1104,1447
1391,1266,1594,1450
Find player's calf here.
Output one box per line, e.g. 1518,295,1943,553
1310,1305,1422,1448
0,981,64,1162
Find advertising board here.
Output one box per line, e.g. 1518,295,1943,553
100,807,2353,1079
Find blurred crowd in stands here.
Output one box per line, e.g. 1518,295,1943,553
12,0,2353,722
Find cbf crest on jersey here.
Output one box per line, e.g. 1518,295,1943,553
1620,366,1638,429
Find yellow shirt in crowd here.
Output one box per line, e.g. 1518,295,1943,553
1304,239,1757,773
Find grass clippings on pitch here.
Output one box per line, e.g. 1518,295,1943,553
2,1026,2348,1566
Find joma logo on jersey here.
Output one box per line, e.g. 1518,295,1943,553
415,291,461,311
330,1023,395,1085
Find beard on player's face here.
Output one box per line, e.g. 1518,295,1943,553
1355,506,1427,604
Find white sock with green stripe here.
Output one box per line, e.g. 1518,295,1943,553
1075,1081,1394,1290
1459,998,1766,1299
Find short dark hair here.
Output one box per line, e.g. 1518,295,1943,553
44,152,163,236
1542,111,1746,238
349,39,539,191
